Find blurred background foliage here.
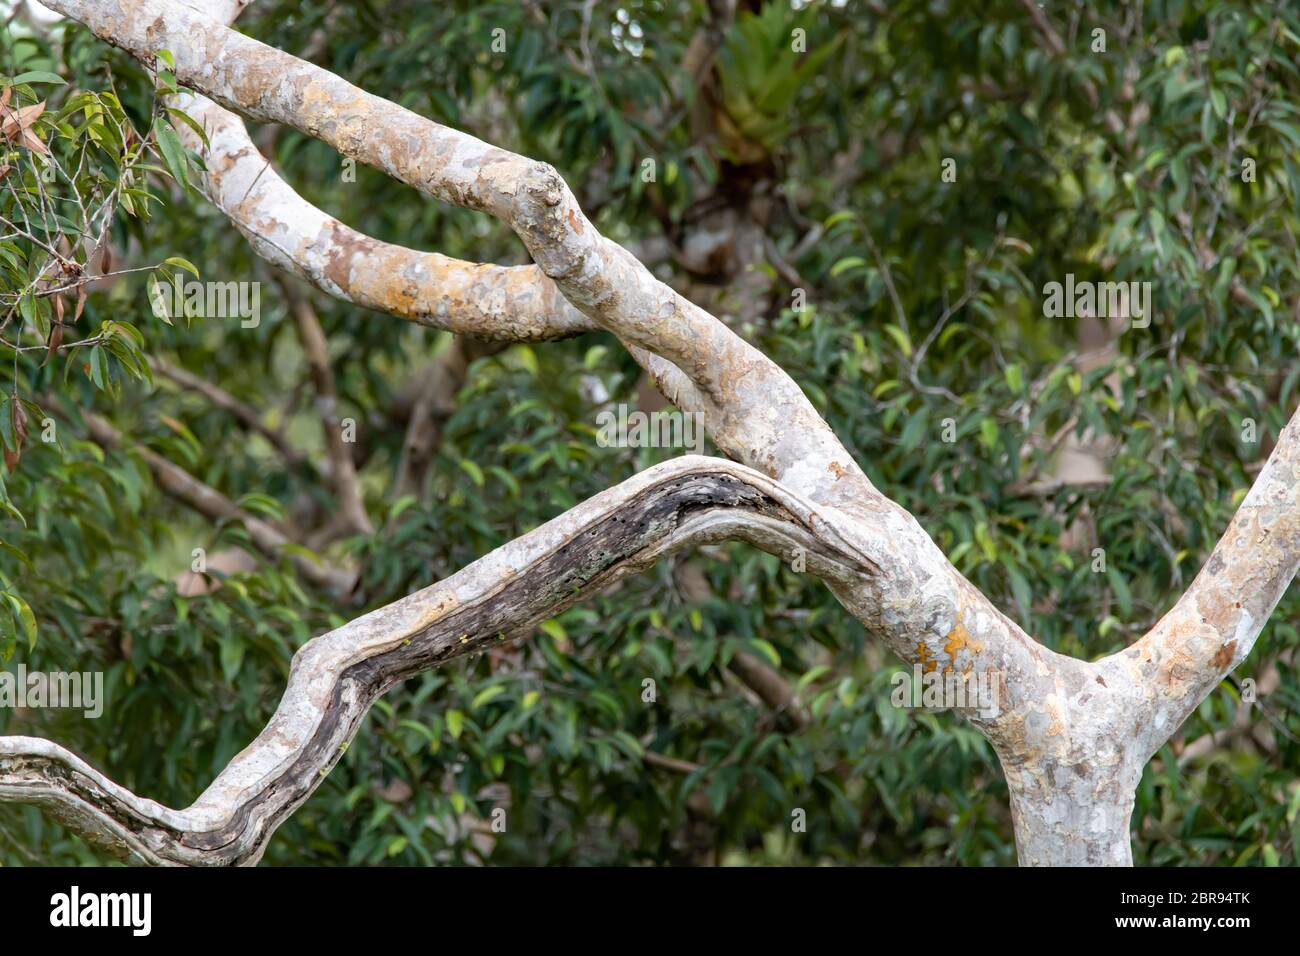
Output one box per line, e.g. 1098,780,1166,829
1,0,1299,866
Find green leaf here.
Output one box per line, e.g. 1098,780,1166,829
458,458,485,487
882,323,913,357
979,417,998,450
830,255,867,277
1106,566,1133,618
0,541,32,570
9,71,66,86
146,272,173,325
219,635,245,682
471,685,506,710
5,594,37,650
388,495,418,522
155,124,192,194
162,256,199,278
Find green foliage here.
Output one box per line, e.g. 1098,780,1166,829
1,0,1298,866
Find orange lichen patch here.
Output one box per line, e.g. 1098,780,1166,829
1157,646,1199,690
1195,586,1238,632
915,641,937,673
943,619,979,674
567,207,584,234
1045,698,1065,737
1165,614,1198,645
828,461,848,479
1211,640,1237,671
414,591,460,630
364,269,422,319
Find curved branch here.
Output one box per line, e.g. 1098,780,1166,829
1120,402,1300,759
166,68,710,460
41,0,1300,870
40,0,1109,815
168,91,712,442
44,0,871,514
0,456,878,864
176,91,595,342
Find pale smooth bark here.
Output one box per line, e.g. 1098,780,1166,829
174,91,597,342
5,0,1297,866
0,457,875,864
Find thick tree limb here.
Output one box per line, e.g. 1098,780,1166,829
167,79,710,459
51,2,1024,725
24,0,1300,869
42,0,870,515
0,457,877,864
1123,409,1300,759
168,84,712,449
176,91,596,342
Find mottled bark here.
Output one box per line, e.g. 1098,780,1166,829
6,0,1299,867
174,92,597,342
1,457,876,864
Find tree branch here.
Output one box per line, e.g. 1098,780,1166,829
33,0,1300,869
174,92,596,342
1121,403,1300,761
0,456,877,864
36,0,1110,818
44,0,870,515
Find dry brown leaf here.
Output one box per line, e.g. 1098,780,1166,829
41,322,63,369
19,128,49,155
1,100,48,153
4,399,28,473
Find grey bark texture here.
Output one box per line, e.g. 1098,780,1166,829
3,0,1296,866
